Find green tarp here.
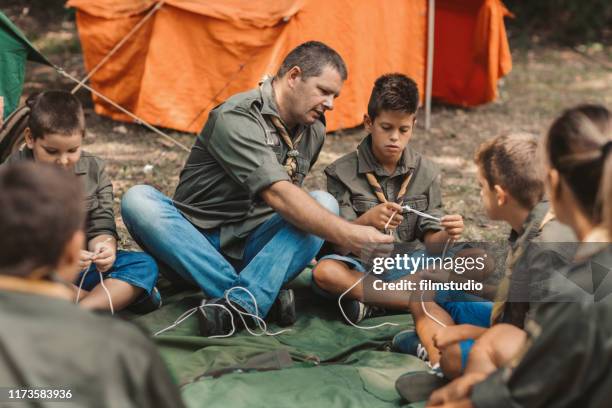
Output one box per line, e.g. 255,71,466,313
0,11,51,119
132,268,429,407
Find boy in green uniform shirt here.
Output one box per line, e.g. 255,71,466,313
0,162,183,407
4,91,159,312
312,73,464,323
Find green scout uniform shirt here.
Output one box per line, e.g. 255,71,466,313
324,135,443,244
173,78,325,260
494,201,577,328
472,245,612,408
4,148,118,242
0,289,185,408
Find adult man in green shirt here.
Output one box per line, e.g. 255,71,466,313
122,41,393,336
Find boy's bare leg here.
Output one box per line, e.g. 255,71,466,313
464,323,527,376
408,300,454,365
439,343,464,379
72,284,89,301
78,279,143,311
313,259,365,298
312,259,413,309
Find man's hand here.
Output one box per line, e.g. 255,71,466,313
358,202,404,231
427,372,486,407
79,250,94,271
260,181,394,255
440,214,464,241
343,224,394,259
89,238,117,273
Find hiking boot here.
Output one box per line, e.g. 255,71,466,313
127,286,162,314
339,298,386,325
392,329,430,359
395,369,448,402
267,288,296,327
197,298,238,337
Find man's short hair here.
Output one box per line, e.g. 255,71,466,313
276,41,347,81
474,133,545,210
367,73,419,121
0,162,85,277
27,90,85,140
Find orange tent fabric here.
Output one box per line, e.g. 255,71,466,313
67,0,512,133
433,0,513,106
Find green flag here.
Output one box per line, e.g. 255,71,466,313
0,11,52,119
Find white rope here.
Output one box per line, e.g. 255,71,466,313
402,204,442,222
337,267,399,330
74,266,115,315
97,269,115,314
71,1,166,94
224,286,291,337
419,238,454,328
153,286,291,337
56,68,191,152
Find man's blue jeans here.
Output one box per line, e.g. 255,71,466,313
121,185,339,317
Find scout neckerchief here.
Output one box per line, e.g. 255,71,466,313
365,169,414,206
490,210,556,325
269,115,306,184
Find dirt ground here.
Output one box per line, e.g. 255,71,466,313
8,6,612,249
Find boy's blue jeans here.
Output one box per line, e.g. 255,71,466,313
121,185,339,317
76,250,158,295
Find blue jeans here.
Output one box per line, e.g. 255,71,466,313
435,290,493,371
121,185,339,317
75,250,158,295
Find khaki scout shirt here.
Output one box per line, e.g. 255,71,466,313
173,78,325,260
0,288,185,408
496,200,577,327
325,136,443,244
5,148,118,242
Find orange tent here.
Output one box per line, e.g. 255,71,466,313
67,0,512,133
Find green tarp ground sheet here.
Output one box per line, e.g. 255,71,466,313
0,11,51,119
131,267,430,408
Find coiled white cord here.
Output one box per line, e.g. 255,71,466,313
154,286,292,337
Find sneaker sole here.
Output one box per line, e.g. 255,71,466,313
395,371,449,403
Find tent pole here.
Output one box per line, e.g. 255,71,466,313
425,0,435,131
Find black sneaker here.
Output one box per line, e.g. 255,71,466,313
395,370,448,403
339,298,386,325
267,288,296,327
127,287,162,315
197,298,237,337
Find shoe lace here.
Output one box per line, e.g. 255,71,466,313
416,343,429,361
426,361,444,378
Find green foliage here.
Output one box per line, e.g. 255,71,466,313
505,0,611,45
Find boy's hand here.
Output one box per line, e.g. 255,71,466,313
91,241,116,273
433,324,484,350
440,214,464,240
362,202,404,231
79,250,94,271
432,326,462,350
